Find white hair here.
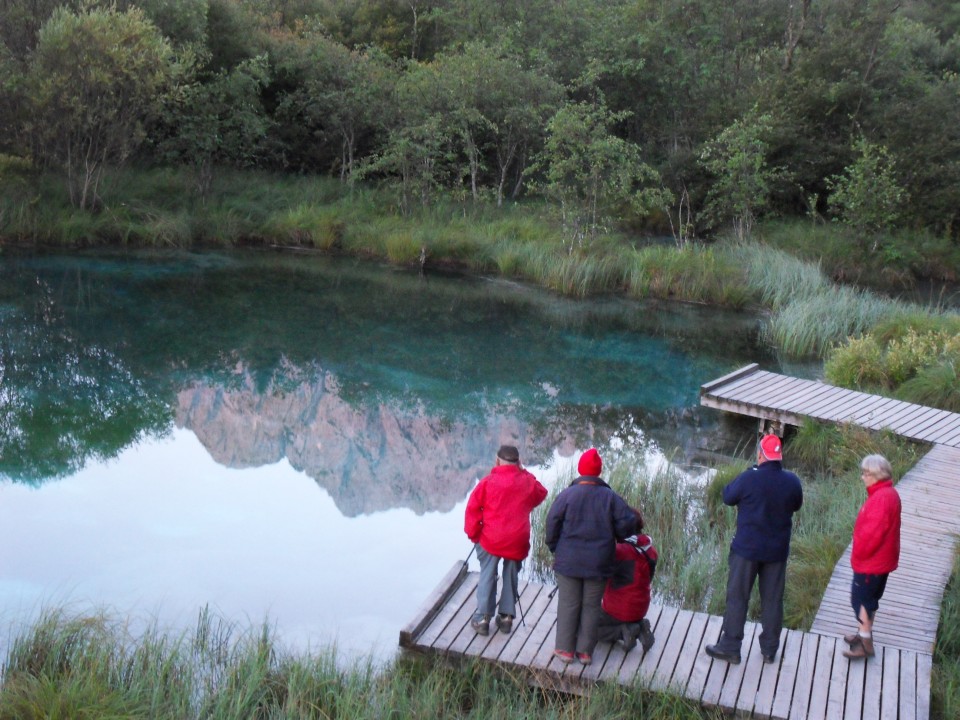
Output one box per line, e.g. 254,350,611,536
860,454,892,480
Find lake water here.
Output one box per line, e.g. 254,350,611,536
0,249,786,662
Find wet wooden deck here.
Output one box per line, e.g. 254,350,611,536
399,562,930,718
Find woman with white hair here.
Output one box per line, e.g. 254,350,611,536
843,454,902,660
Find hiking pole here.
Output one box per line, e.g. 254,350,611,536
464,544,477,567
547,584,559,600
515,587,526,627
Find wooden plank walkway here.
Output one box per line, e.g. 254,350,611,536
400,363,957,718
700,363,960,447
400,562,930,718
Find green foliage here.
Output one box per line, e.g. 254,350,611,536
934,552,960,720
699,107,783,240
536,97,668,249
23,4,175,209
827,136,908,240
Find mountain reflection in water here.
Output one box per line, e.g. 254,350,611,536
0,250,777,660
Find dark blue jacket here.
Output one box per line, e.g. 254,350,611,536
545,476,638,579
724,460,803,563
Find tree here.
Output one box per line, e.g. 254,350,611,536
537,97,668,249
155,55,272,197
24,4,174,209
699,108,782,240
826,135,906,244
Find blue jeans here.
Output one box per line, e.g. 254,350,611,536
474,545,520,622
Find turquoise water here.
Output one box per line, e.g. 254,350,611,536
0,249,778,658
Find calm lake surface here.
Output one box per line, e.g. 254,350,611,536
0,249,793,662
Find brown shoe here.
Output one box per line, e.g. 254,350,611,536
843,632,859,645
843,635,875,659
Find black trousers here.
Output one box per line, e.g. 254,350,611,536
715,550,786,657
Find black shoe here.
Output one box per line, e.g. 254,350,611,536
471,616,490,636
762,653,776,664
494,614,513,634
705,644,741,665
620,624,638,652
639,618,655,652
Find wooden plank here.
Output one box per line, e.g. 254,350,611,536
876,402,936,434
805,635,835,719
637,605,679,685
683,614,724,701
774,382,841,415
479,581,542,662
861,644,884,719
399,561,469,646
842,647,866,720
720,372,792,404
811,390,885,424
735,631,775,716
900,650,917,720
700,363,760,394
899,408,954,439
921,414,960,444
825,640,849,719
790,385,862,418
715,623,757,712
880,647,900,720
497,583,554,664
515,600,557,669
650,608,694,690
730,374,810,407
616,603,662,684
769,629,803,720
917,652,932,720
788,632,820,720
665,611,709,693
415,573,479,650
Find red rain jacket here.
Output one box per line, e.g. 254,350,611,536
601,535,657,622
851,479,901,574
464,464,548,561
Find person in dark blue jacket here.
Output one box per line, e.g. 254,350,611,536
705,434,803,666
545,448,638,666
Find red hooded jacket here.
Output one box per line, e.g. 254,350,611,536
601,535,657,622
464,463,547,561
851,479,901,574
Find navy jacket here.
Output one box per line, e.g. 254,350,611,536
724,460,803,563
545,476,638,579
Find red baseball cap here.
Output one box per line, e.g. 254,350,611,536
760,434,783,461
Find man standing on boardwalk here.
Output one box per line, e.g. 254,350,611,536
464,444,548,636
843,454,901,660
705,434,803,665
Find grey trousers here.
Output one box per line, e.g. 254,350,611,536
474,545,519,621
716,550,786,657
554,573,606,655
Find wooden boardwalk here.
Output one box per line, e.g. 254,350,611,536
700,363,960,447
400,562,930,718
400,363,958,718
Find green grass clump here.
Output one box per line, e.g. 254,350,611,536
933,552,960,720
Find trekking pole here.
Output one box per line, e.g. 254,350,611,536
515,588,526,627
547,584,559,600
464,544,476,567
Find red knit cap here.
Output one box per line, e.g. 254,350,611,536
578,448,603,476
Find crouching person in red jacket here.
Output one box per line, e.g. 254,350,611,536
597,509,658,653
464,445,548,636
843,454,901,660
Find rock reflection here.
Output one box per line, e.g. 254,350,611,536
176,367,585,516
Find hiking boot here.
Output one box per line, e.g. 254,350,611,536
843,632,860,645
705,644,741,665
620,624,638,653
576,652,592,665
762,653,776,664
494,614,513,634
843,637,867,659
553,649,574,664
470,616,490,636
639,618,655,652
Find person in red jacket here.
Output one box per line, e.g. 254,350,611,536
597,509,658,653
843,454,902,660
464,445,548,636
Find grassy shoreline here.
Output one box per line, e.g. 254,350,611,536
4,164,958,365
